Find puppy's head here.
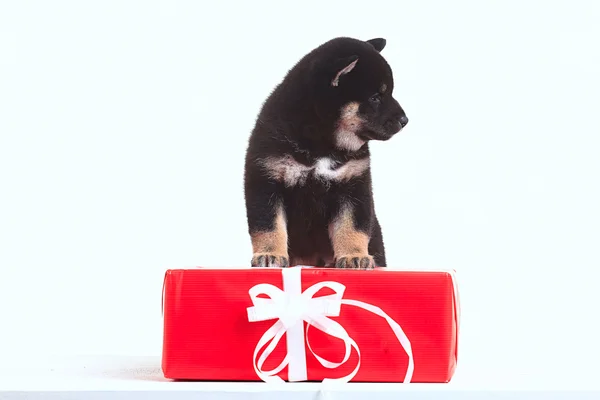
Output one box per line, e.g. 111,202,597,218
314,37,408,151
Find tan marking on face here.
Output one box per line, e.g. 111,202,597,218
258,155,370,187
334,102,366,152
250,203,288,257
328,203,370,258
380,83,387,93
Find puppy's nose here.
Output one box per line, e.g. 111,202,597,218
399,115,409,127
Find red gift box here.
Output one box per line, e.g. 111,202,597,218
161,266,460,383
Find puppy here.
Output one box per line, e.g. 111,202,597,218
243,37,408,269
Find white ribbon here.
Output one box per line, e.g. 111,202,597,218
246,267,414,383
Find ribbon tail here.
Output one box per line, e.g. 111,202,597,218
253,320,288,383
303,315,361,384
341,299,414,383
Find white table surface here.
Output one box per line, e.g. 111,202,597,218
0,356,599,400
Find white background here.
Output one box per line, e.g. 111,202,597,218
1,0,599,387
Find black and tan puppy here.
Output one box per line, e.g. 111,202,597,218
244,37,408,269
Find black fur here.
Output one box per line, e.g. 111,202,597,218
244,37,408,268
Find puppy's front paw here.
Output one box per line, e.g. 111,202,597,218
335,254,375,270
251,253,290,268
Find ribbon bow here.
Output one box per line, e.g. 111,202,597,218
246,267,414,383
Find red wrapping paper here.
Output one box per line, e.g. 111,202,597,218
161,267,459,383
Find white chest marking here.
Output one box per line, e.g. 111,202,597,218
258,155,370,187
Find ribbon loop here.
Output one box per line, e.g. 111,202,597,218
247,267,414,383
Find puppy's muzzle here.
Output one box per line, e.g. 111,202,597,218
384,114,409,135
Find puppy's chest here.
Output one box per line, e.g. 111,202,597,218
260,155,369,188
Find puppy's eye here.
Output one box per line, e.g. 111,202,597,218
369,94,381,103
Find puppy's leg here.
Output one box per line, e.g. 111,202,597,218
329,202,375,270
249,202,289,268
244,172,289,268
368,215,387,267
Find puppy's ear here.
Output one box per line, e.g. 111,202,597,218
366,38,386,52
331,55,359,87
